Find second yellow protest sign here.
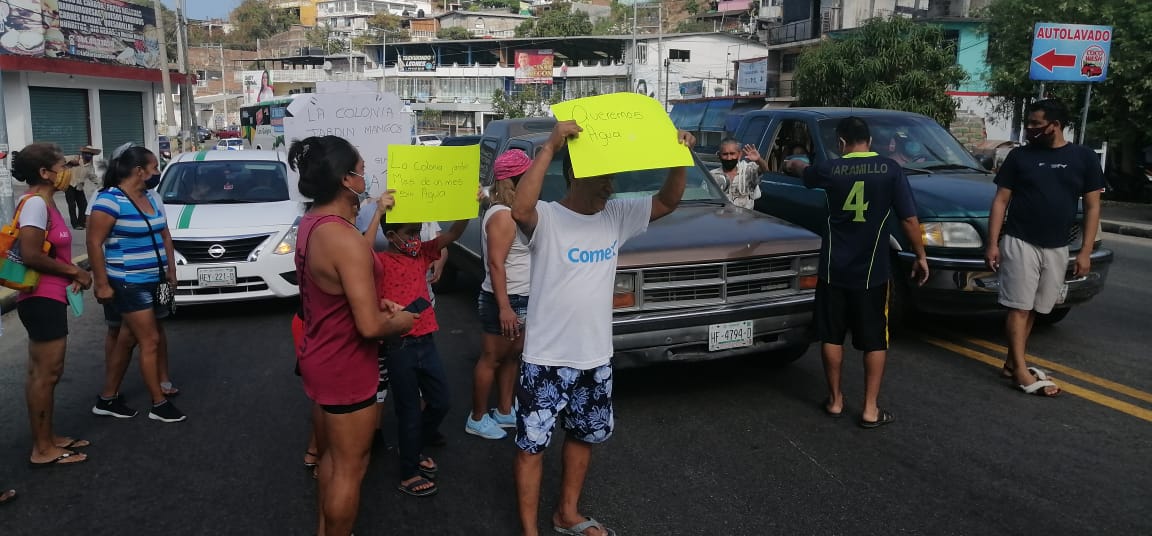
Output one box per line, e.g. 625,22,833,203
386,145,481,223
551,92,694,178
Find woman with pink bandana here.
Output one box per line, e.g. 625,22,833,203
465,149,534,440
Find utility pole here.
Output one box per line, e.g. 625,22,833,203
219,44,228,128
0,69,11,224
153,0,176,135
176,0,198,149
630,0,638,91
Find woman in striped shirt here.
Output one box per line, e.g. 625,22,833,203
86,146,185,423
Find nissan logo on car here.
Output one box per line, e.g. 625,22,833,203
208,244,227,259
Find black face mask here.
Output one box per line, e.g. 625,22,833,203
720,159,739,171
1025,124,1054,147
145,174,161,189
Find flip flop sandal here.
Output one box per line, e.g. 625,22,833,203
57,438,91,449
553,517,617,536
29,451,87,468
303,451,319,469
1019,379,1060,397
859,410,896,429
418,454,438,479
0,489,16,506
161,382,181,397
397,477,438,498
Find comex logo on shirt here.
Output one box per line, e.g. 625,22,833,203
567,241,618,264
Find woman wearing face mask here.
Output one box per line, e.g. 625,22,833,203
289,135,416,534
86,145,184,423
11,142,93,466
466,149,533,440
890,136,928,166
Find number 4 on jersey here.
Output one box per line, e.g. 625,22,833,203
843,181,869,222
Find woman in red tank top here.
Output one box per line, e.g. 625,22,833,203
288,136,416,536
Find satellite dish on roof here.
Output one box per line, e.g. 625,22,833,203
323,61,333,71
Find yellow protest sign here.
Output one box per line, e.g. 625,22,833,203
386,145,481,223
551,92,694,178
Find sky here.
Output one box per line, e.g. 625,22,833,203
161,0,244,20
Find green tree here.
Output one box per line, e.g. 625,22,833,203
794,15,966,125
685,0,701,16
491,88,550,118
981,0,1152,182
230,0,297,45
515,3,593,37
675,20,714,33
437,27,474,40
354,12,410,46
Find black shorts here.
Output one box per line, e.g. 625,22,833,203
815,280,889,352
17,297,69,342
320,394,377,415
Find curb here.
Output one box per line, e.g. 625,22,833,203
1102,220,1152,239
0,255,89,315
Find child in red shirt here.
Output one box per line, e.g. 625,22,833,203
364,200,471,498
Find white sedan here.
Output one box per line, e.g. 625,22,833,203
156,150,304,304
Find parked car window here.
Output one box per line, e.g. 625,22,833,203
159,161,290,204
764,119,813,171
818,116,982,171
539,151,725,203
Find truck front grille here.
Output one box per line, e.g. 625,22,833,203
633,256,808,311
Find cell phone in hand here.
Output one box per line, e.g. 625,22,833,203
403,297,432,314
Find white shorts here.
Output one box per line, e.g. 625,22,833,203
998,235,1068,314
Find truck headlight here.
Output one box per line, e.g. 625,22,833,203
921,222,982,248
613,273,636,309
797,255,819,289
274,224,300,255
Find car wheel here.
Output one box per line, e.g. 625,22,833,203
1036,308,1071,325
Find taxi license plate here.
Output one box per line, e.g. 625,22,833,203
708,320,754,352
198,267,237,287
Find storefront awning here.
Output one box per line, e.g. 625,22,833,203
699,99,735,132
669,102,708,132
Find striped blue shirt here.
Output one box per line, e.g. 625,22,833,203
92,188,169,284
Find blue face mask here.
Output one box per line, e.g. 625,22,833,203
785,155,810,165
904,141,924,155
145,174,161,189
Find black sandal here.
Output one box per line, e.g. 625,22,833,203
397,477,438,497
303,451,319,469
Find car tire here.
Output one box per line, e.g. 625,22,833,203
1036,308,1071,325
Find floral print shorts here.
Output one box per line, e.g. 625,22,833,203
515,362,614,454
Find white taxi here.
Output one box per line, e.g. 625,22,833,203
157,150,305,304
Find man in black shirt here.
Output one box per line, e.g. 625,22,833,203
788,117,928,428
986,99,1105,397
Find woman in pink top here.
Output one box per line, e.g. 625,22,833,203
287,135,416,536
11,143,93,467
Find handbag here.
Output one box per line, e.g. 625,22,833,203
125,192,176,315
0,195,52,292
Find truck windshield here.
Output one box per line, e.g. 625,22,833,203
817,116,984,172
540,157,726,203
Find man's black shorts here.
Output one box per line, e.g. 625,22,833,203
815,280,889,352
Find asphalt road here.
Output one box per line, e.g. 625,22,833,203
0,233,1149,536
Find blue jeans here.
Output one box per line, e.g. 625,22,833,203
384,334,451,480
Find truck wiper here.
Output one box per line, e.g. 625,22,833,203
921,163,988,173
901,166,931,175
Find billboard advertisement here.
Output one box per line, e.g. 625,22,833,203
679,80,704,99
515,49,554,85
398,53,436,72
736,58,768,94
0,0,162,69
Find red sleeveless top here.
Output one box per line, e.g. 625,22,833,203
294,212,382,405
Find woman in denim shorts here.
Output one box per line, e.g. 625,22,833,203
465,149,534,440
87,145,185,423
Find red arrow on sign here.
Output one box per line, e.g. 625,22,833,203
1033,49,1077,72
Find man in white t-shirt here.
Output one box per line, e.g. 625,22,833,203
509,121,694,536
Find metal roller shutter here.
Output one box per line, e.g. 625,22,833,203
99,90,145,156
29,87,90,155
